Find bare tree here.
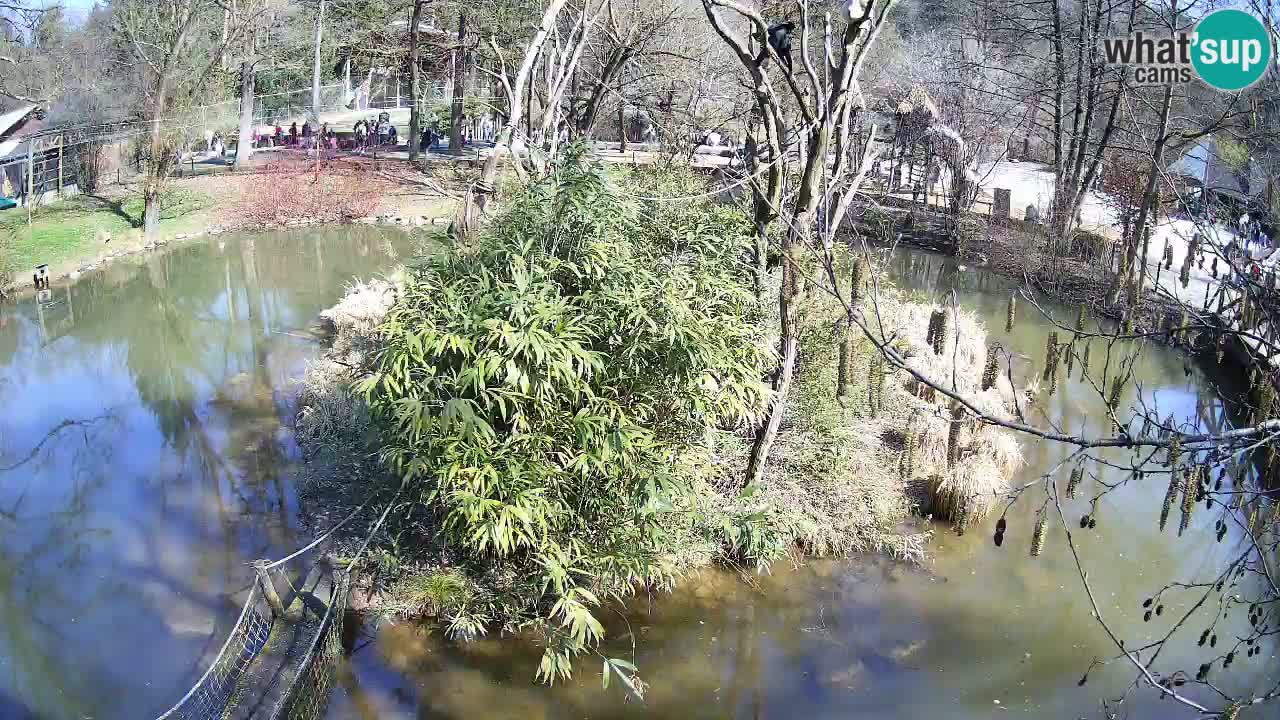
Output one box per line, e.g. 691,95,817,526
115,0,260,238
701,0,897,486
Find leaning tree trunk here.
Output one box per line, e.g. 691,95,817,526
467,0,569,230
408,0,424,162
746,123,828,488
234,58,256,172
577,47,634,137
746,214,804,487
450,10,468,151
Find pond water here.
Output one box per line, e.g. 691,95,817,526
1,237,1271,720
0,226,419,719
326,249,1275,720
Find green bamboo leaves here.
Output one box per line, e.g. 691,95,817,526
361,161,772,684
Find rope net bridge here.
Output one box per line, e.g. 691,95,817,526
152,484,403,720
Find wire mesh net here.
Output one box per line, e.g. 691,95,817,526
156,587,275,720
272,569,351,720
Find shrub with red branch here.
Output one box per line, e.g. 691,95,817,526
238,159,387,226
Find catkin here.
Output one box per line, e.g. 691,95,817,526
947,401,964,467
867,352,885,417
927,309,947,354
981,346,999,391
1179,466,1198,535
1006,294,1016,332
1107,380,1124,413
1031,511,1048,557
900,426,917,480
850,257,868,302
1159,471,1180,532
1042,332,1059,380
1066,467,1082,499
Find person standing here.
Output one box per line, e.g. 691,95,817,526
289,122,298,146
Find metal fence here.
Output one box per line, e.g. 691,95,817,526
271,569,351,720
155,586,275,720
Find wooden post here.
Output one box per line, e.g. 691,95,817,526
253,561,289,620
25,141,34,201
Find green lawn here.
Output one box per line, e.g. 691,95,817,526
0,187,211,271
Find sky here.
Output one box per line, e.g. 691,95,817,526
52,0,97,23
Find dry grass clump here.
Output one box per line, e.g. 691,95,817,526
317,276,402,364
295,358,371,453
298,277,403,454
889,300,1022,527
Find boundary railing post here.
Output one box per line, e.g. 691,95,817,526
253,560,290,621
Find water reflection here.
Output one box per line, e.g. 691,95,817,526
0,226,417,719
329,248,1274,720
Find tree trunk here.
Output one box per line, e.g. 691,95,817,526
1127,82,1175,304
618,104,626,152
408,0,424,162
745,119,828,487
468,0,568,227
577,48,633,137
142,80,171,242
342,55,351,105
746,215,804,488
450,10,467,151
310,0,326,122
234,58,255,172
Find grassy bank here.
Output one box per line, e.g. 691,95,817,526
0,187,212,284
293,159,1024,692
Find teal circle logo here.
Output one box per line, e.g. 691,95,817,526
1192,9,1273,91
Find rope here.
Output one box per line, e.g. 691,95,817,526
152,584,260,720
260,492,377,570
345,477,410,571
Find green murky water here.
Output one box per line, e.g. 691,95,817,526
0,237,1271,720
326,249,1275,720
0,226,419,719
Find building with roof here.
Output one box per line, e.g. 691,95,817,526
1166,136,1266,208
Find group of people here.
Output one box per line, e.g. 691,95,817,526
253,121,339,151
353,115,398,149
203,130,227,156
1238,212,1273,252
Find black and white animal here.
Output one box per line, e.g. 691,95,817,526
755,22,795,75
